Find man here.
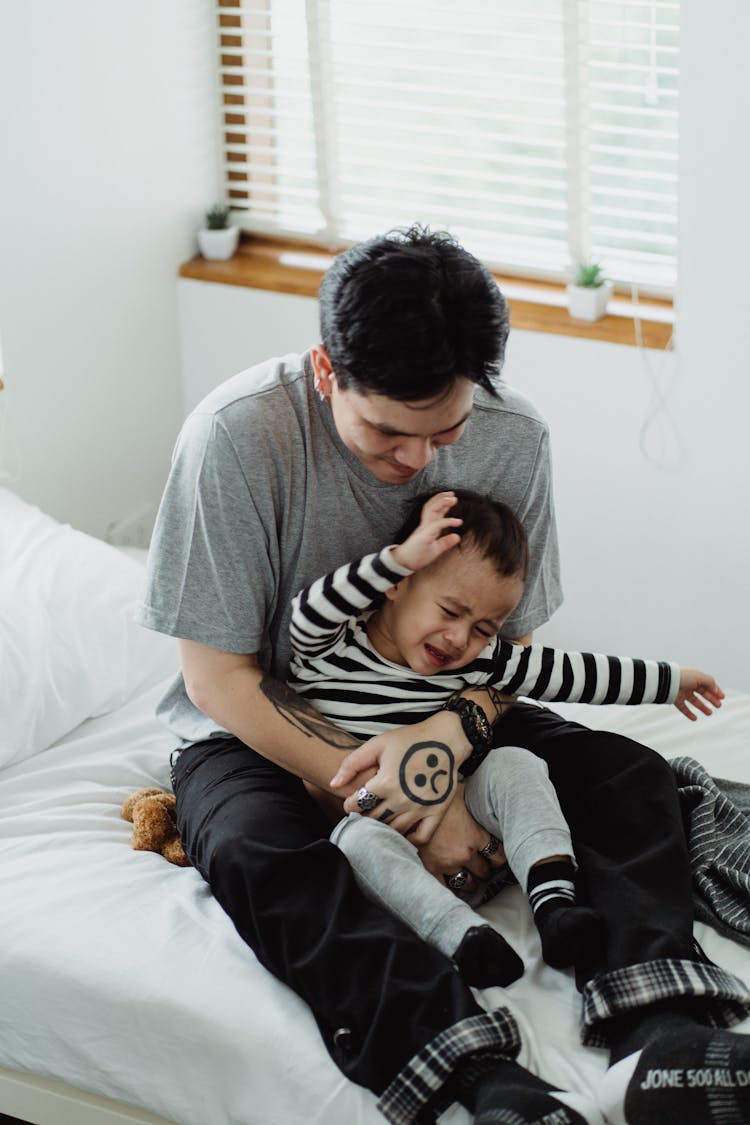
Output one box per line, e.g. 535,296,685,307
139,227,750,1125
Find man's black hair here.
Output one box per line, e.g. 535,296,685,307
318,225,510,401
397,489,529,580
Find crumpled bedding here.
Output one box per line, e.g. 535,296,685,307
671,755,750,948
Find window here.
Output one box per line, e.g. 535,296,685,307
217,1,679,295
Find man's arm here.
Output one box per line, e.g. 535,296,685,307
182,637,474,842
180,640,366,792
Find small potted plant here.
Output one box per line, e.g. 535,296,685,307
566,259,613,322
197,203,240,261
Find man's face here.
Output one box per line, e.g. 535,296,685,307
313,348,474,484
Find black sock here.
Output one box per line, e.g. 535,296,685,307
527,861,604,970
598,1017,750,1125
452,924,524,988
606,998,706,1064
456,1056,592,1124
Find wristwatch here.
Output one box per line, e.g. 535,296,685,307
440,697,493,777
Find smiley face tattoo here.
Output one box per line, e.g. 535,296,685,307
399,741,456,806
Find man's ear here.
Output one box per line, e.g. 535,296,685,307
311,345,335,396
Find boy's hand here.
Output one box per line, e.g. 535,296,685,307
674,668,725,720
390,491,462,573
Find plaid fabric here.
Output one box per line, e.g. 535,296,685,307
376,1008,521,1125
671,755,750,947
582,958,750,1047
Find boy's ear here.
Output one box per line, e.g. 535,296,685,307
384,582,401,602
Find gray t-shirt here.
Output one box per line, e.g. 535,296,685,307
137,351,563,744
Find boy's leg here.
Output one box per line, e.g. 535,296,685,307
494,703,750,1125
332,812,524,987
465,746,572,889
465,747,604,968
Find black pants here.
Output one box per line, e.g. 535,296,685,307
172,703,695,1094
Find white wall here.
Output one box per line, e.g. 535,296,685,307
178,281,320,414
0,0,218,538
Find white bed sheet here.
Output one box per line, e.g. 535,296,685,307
1,684,749,1125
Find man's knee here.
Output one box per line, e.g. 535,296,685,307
591,733,676,789
190,783,320,883
540,727,676,792
209,820,349,909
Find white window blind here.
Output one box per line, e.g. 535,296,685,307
217,0,679,294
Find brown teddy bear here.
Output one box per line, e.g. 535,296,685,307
121,787,191,867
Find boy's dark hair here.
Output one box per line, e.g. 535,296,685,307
398,489,529,581
318,225,510,401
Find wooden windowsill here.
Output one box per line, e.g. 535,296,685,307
179,235,674,351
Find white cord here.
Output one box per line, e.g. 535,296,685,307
631,283,683,470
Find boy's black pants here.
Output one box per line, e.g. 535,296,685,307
172,703,697,1094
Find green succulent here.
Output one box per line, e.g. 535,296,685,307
205,203,232,230
573,260,606,288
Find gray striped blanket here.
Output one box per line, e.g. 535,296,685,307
671,755,750,949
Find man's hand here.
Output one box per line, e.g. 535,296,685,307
417,785,507,888
390,491,462,572
674,667,725,720
330,710,470,841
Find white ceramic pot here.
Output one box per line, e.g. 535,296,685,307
197,226,240,261
566,280,613,322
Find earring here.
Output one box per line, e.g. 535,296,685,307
314,379,326,402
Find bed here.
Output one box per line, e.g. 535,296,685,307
1,485,749,1125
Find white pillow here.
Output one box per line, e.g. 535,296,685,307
0,487,178,768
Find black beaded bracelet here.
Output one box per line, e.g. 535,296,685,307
440,697,493,778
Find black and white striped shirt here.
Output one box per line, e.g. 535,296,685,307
289,546,679,739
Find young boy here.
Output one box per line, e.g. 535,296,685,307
289,489,724,989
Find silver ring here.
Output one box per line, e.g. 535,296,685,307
445,869,470,891
356,786,379,812
479,834,501,859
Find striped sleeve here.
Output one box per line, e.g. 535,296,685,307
490,640,680,705
289,546,412,660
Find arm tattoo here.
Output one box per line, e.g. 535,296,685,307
479,685,512,725
260,675,361,750
450,685,511,726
